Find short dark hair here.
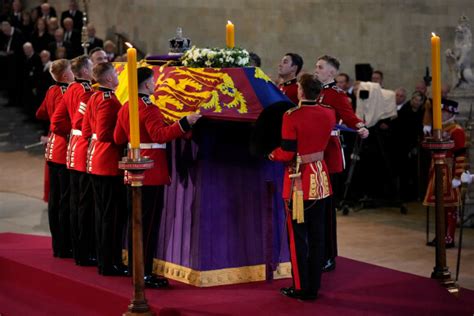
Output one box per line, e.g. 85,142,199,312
317,55,340,70
298,73,321,100
285,53,303,75
249,52,261,67
373,70,384,79
337,73,350,82
70,55,90,76
92,62,114,83
137,67,154,86
88,47,104,57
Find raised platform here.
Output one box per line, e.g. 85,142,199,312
1,233,474,315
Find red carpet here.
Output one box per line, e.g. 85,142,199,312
0,233,473,316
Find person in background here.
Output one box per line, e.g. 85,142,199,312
277,52,303,105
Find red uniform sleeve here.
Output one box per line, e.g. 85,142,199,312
113,106,129,145
144,106,186,143
271,113,296,162
50,99,71,136
451,127,467,178
325,89,363,129
81,98,93,139
95,99,121,142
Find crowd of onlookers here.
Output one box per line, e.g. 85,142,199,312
0,0,119,119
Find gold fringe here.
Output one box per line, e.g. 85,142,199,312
122,250,292,287
154,259,291,287
292,189,304,223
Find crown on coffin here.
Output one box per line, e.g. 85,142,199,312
169,27,191,54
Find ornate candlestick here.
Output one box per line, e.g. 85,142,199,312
119,148,155,316
422,130,459,294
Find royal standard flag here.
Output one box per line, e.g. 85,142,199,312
114,64,291,123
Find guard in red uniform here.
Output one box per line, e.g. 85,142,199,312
277,53,303,105
314,55,369,272
82,62,127,276
269,74,336,301
424,101,467,248
51,55,96,265
114,67,202,288
36,59,75,258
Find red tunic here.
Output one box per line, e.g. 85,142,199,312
317,81,365,173
271,101,336,200
114,95,191,186
36,83,69,165
278,78,299,105
82,87,123,176
53,80,94,171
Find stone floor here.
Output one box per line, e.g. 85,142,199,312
0,94,472,291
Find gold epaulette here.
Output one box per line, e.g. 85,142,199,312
285,106,301,115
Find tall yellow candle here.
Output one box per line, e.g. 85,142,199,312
431,33,442,131
126,46,140,149
226,20,235,49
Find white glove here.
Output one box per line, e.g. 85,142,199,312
452,178,461,188
461,171,474,184
423,125,432,135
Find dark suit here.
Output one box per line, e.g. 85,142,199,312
0,27,25,107
47,41,73,59
63,29,82,57
23,53,43,118
87,37,103,50
60,10,84,31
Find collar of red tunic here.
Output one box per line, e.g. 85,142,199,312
322,80,336,89
281,78,297,86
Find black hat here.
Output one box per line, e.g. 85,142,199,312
442,99,459,114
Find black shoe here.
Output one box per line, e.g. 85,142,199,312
144,275,169,289
322,259,336,272
280,287,317,301
58,249,73,258
427,239,455,248
427,238,436,247
77,257,98,266
102,264,129,276
446,241,455,249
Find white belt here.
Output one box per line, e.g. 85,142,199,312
331,130,340,137
71,129,82,136
128,142,166,149
91,133,97,140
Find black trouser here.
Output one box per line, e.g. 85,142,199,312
91,175,127,271
286,199,327,295
77,173,96,261
127,185,164,276
47,162,71,257
69,170,81,262
324,174,338,262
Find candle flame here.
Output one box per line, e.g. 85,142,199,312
432,32,437,37
228,20,232,24
125,42,133,48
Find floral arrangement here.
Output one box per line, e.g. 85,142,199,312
181,46,250,68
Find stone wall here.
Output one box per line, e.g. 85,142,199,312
33,0,474,94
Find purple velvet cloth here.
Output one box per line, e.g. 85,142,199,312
157,121,290,272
